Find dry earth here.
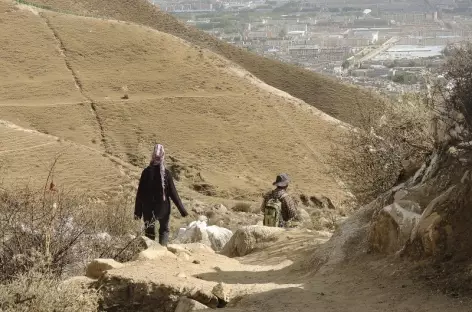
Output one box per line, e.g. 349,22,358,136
96,230,472,312
0,0,349,203
26,0,383,128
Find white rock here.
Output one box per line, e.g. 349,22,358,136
174,220,232,251
86,259,124,279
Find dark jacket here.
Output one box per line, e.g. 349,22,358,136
134,166,188,221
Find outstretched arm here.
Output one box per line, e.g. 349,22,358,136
166,171,188,217
134,170,146,219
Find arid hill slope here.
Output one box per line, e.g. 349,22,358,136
0,1,347,201
24,0,382,127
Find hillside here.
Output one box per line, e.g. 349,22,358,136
0,0,347,202
19,0,383,128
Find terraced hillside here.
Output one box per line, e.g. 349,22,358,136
22,0,383,128
0,1,348,202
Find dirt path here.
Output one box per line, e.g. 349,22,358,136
220,259,472,312
199,231,472,312
104,231,472,312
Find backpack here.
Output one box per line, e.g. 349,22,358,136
263,193,287,227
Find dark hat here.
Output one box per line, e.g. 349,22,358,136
272,173,290,187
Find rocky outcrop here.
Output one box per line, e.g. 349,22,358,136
220,225,284,257
366,149,472,262
369,202,420,254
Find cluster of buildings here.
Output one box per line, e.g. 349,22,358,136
151,0,472,94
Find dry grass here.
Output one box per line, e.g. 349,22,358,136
0,269,100,312
24,0,382,128
0,1,83,105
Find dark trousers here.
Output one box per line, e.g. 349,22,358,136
144,214,170,245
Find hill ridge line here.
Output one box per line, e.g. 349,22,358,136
40,12,110,154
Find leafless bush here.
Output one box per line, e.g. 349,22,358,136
330,94,435,205
0,153,146,280
429,42,472,143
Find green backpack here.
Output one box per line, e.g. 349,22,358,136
263,194,287,227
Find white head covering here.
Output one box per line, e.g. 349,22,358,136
150,144,166,201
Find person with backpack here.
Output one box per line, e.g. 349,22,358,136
134,144,188,246
261,173,300,228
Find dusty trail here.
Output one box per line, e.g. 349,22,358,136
103,231,472,312
220,259,472,312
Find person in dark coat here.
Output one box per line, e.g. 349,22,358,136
134,144,188,246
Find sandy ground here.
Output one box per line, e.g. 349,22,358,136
102,230,472,312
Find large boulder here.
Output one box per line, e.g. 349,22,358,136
220,225,284,257
174,220,233,252
368,202,421,254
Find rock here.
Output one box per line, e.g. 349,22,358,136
395,200,422,214
221,225,284,257
86,259,124,279
394,189,408,202
369,203,421,254
213,204,228,214
169,243,214,254
173,220,232,251
175,297,210,312
212,282,230,303
133,245,177,261
206,225,233,251
98,264,219,311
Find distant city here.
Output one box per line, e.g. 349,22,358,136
150,0,472,95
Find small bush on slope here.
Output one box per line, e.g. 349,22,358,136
329,94,435,205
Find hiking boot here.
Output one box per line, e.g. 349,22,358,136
158,233,169,246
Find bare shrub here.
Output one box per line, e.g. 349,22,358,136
430,42,472,143
330,95,435,205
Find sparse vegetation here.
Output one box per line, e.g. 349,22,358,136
330,94,435,204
